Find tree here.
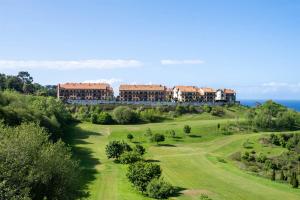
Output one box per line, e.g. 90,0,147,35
146,178,175,199
119,151,142,164
183,125,191,134
290,172,299,188
105,141,132,160
144,128,152,137
112,106,139,124
127,133,134,142
151,133,165,145
280,170,285,181
98,112,114,124
167,129,176,138
0,123,81,200
17,71,33,84
134,144,146,155
126,161,161,192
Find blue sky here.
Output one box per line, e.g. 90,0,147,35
0,0,300,99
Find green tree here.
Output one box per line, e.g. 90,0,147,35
98,112,114,124
146,178,175,199
0,123,80,200
127,133,134,142
119,151,142,164
126,161,161,192
183,125,191,134
105,141,132,160
134,144,146,155
151,133,165,145
112,106,139,124
290,172,299,188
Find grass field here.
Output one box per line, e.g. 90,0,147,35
65,114,300,200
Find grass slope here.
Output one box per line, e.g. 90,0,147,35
66,115,300,200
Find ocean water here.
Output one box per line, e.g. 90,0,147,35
240,100,300,112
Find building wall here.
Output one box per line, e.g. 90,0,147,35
119,90,166,102
58,88,113,100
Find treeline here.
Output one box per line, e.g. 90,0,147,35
0,91,72,140
246,100,300,131
68,104,229,125
0,71,56,96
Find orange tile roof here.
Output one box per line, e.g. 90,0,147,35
175,86,198,93
119,84,166,91
224,89,235,94
200,87,216,93
59,83,111,90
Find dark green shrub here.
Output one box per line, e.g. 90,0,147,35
105,141,132,160
151,134,165,145
126,161,161,192
146,178,175,199
183,125,191,134
127,133,134,142
134,144,146,155
112,106,139,124
119,151,142,164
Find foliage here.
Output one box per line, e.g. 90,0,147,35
126,161,161,192
139,108,163,122
166,129,176,138
94,112,114,124
246,100,300,131
200,194,213,200
290,172,299,188
127,133,134,141
146,178,175,199
112,106,139,124
0,91,72,140
0,72,56,96
0,123,80,200
183,125,191,134
119,151,142,164
151,133,165,144
134,144,146,155
211,106,225,116
105,140,132,160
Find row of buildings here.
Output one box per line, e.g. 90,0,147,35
57,83,237,104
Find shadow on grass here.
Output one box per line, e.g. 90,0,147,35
189,134,202,138
146,159,160,163
63,123,101,199
171,186,187,198
159,144,176,147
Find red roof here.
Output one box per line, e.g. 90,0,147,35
59,83,111,90
119,84,166,91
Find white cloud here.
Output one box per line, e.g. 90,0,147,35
161,59,205,65
83,78,122,85
0,59,142,70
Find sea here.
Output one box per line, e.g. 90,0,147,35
240,100,300,112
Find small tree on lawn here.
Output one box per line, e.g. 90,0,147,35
127,133,134,142
145,128,152,137
105,141,131,160
183,125,191,135
152,134,165,145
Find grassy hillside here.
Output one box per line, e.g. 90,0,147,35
65,114,300,200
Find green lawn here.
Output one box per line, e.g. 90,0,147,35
65,115,300,200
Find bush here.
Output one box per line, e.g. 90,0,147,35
127,161,161,192
140,109,162,122
151,133,165,145
166,129,176,138
97,112,114,124
211,106,225,116
0,123,80,200
105,141,132,160
183,125,191,134
112,106,139,124
127,133,134,141
146,178,175,199
134,144,146,155
119,151,142,164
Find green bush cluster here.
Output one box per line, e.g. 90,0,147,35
0,91,72,140
0,123,80,200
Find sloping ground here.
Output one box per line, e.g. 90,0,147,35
68,122,300,200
